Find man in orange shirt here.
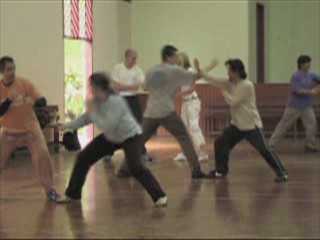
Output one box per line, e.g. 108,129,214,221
0,56,60,201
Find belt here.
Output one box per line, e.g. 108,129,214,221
183,96,198,102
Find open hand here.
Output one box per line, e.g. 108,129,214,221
312,85,320,95
194,58,201,73
210,58,219,68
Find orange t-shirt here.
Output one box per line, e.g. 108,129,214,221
0,76,42,133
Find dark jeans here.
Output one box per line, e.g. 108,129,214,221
124,95,148,154
215,125,287,176
143,113,201,171
125,95,143,124
65,134,165,202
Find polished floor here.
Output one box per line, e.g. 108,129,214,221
0,138,319,239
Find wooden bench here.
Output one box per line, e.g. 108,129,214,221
204,84,320,139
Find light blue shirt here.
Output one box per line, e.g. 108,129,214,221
65,94,142,143
288,72,319,109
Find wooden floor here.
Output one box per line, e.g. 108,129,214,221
0,138,319,239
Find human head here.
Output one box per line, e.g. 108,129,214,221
124,49,138,69
89,72,114,100
297,55,311,72
225,59,247,81
177,52,191,69
161,45,178,65
0,56,16,85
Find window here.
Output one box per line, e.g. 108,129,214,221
64,0,93,41
63,0,94,145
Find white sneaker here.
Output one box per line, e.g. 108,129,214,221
155,196,168,207
173,153,187,162
198,152,209,162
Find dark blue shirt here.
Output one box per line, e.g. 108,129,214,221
288,71,320,109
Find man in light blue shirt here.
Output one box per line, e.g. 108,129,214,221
269,55,320,152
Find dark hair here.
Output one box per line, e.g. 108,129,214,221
0,56,14,73
89,72,115,94
162,45,178,61
297,55,311,69
225,59,247,79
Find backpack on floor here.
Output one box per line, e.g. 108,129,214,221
62,131,81,151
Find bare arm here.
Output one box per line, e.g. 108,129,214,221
193,58,229,88
112,80,141,92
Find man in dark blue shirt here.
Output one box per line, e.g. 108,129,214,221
269,55,320,152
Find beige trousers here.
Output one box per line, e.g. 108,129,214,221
0,126,54,192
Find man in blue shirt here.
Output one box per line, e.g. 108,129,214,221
269,55,320,152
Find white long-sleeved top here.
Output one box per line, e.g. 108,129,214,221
203,74,262,130
65,94,142,143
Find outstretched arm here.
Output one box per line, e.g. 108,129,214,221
112,80,141,92
292,74,320,96
194,58,229,88
62,112,92,131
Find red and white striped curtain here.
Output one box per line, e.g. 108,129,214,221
64,0,93,41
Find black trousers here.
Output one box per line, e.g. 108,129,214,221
215,125,287,176
119,112,201,172
65,134,165,202
124,95,143,124
118,95,148,155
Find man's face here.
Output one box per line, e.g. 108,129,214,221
301,62,311,72
126,52,138,68
226,65,237,80
91,85,106,101
2,62,16,85
167,53,178,65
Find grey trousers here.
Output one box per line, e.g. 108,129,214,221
269,107,318,148
119,112,201,172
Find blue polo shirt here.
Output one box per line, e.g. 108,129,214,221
288,71,320,109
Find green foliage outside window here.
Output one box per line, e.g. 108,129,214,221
64,70,85,121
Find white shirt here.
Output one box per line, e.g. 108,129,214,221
181,67,199,100
111,63,145,96
203,74,263,130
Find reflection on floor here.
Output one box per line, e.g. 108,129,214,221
0,138,319,239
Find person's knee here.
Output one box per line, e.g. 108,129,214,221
127,162,144,176
189,121,200,134
126,161,145,176
258,145,271,157
214,137,225,150
75,151,91,168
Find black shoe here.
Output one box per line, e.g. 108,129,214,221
141,154,153,163
191,169,208,179
116,168,132,178
146,155,153,162
304,146,319,153
208,170,226,179
275,173,288,182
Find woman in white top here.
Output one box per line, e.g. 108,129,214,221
173,52,212,162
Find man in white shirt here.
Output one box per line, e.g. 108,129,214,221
108,49,151,165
